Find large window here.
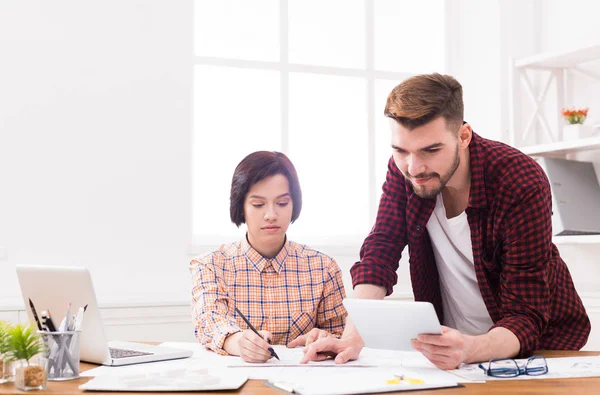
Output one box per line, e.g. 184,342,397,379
193,0,445,247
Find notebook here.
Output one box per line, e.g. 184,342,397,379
16,265,193,366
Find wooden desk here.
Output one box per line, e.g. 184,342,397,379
1,351,598,394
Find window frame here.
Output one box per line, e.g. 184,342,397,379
191,0,447,254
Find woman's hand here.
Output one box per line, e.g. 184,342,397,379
224,329,274,363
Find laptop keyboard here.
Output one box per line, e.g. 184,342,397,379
109,347,154,359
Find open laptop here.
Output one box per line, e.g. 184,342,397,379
343,299,442,351
538,157,600,236
16,265,193,366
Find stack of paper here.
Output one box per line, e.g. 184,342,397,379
80,368,248,392
79,342,462,392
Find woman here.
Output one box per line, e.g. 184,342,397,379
190,151,347,362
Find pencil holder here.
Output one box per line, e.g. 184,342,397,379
40,331,81,381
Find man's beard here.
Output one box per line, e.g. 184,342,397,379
406,146,460,199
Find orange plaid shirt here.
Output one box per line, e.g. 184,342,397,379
190,237,347,355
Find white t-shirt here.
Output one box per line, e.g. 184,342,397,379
425,193,494,335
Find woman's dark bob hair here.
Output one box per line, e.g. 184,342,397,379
230,151,302,227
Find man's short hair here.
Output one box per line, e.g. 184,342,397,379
384,73,464,131
230,151,302,226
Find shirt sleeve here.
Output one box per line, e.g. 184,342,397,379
351,156,408,295
489,184,553,357
190,255,241,355
316,257,347,338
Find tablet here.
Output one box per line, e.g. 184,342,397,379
343,299,442,351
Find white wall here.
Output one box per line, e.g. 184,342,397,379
446,0,502,141
539,0,600,52
445,0,541,143
0,1,193,307
539,0,600,129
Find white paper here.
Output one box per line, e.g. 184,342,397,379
81,342,457,383
226,345,373,367
79,368,247,392
81,343,233,378
268,367,458,395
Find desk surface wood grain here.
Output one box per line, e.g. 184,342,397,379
0,350,598,395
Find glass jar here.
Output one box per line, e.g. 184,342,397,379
14,355,47,391
0,356,16,384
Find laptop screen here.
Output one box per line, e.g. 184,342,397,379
16,265,112,364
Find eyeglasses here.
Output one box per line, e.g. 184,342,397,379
478,356,548,378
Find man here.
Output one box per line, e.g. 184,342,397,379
301,73,590,369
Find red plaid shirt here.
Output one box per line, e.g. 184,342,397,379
351,132,590,357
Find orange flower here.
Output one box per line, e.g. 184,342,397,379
561,107,589,125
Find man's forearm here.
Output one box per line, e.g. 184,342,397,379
464,327,520,363
353,284,387,299
341,284,387,340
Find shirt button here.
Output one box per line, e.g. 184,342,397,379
416,225,421,231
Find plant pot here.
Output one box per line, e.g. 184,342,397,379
14,356,47,391
562,123,591,141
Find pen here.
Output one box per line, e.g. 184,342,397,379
64,302,71,331
234,307,280,360
44,310,58,332
74,307,85,331
40,311,49,331
28,298,43,331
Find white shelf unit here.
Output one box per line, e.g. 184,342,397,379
508,44,600,148
510,46,600,246
519,136,600,156
514,45,600,69
553,235,600,245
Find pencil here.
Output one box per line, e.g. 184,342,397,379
28,298,43,331
234,307,280,360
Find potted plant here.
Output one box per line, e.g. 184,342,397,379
7,324,47,391
0,321,14,384
561,107,590,140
